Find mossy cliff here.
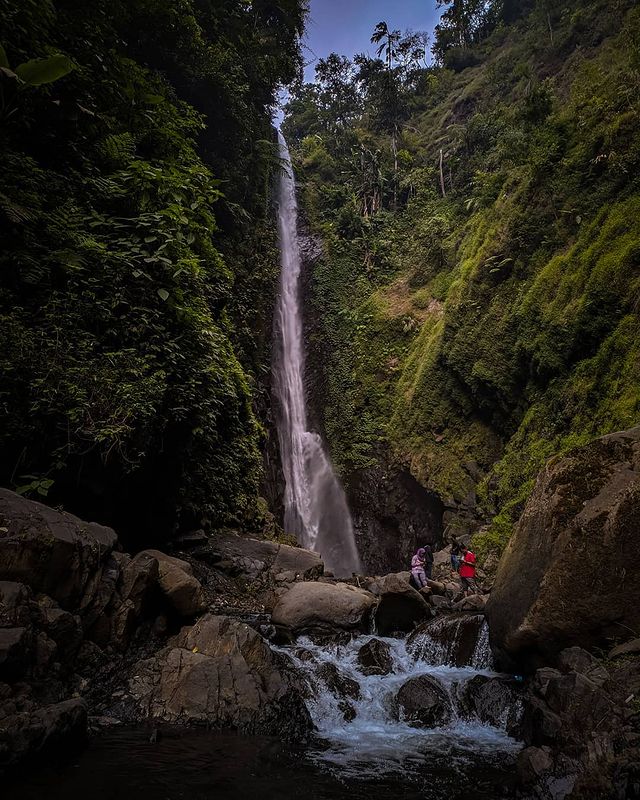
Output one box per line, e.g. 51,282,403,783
284,0,640,562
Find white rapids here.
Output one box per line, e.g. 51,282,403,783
280,621,520,778
272,131,361,576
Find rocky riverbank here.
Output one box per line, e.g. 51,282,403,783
2,429,640,800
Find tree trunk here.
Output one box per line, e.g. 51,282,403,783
439,149,446,198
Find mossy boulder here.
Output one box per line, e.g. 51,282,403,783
486,427,640,671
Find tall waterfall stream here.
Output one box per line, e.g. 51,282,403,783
272,132,361,577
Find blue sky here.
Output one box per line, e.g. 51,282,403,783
302,0,442,80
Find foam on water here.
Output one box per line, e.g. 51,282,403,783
281,630,519,778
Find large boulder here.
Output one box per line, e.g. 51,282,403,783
395,675,452,727
0,698,87,768
270,581,376,634
368,572,430,635
0,489,117,610
127,614,310,738
486,427,640,670
199,532,323,582
138,550,206,617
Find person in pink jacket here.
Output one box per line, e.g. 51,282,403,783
411,547,428,589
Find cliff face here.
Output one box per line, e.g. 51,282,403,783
286,0,640,566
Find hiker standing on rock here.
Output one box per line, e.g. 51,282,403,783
459,546,476,596
423,544,434,580
411,547,428,589
450,537,462,573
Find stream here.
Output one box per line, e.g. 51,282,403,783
9,620,521,800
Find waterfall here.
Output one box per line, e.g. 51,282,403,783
273,132,361,577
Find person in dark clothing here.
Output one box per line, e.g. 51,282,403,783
450,537,462,572
422,544,434,580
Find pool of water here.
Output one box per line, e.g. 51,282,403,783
7,725,519,800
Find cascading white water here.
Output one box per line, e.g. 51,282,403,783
273,132,361,577
282,626,519,778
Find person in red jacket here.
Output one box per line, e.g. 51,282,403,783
459,546,477,596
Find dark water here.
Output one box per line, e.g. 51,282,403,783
8,727,518,800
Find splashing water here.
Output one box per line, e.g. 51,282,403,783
281,629,520,780
273,132,361,576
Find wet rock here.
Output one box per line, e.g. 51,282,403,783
0,489,117,610
0,627,31,682
608,637,640,659
408,614,484,667
430,595,451,611
338,700,356,722
0,697,87,768
357,638,393,676
270,581,376,634
396,675,452,727
139,550,207,617
127,614,311,738
368,573,430,635
317,662,360,700
461,674,523,734
487,426,640,670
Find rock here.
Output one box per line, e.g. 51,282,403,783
0,582,33,627
368,572,430,635
0,697,87,768
408,614,484,667
119,551,159,616
395,675,452,727
557,646,609,686
0,628,31,682
270,581,376,634
39,599,83,662
608,638,640,660
317,663,360,700
347,460,443,575
357,638,394,676
139,549,206,617
517,745,554,784
430,595,451,610
128,614,310,738
34,632,57,669
202,532,323,581
0,489,117,610
461,674,523,734
452,593,486,612
426,579,446,595
487,427,640,670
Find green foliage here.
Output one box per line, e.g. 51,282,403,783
285,0,640,561
0,0,305,539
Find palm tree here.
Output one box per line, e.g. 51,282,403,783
370,22,401,70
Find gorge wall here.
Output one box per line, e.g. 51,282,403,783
284,0,640,569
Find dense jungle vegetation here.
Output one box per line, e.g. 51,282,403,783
283,0,640,559
0,0,305,541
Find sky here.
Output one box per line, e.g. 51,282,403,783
302,0,442,80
